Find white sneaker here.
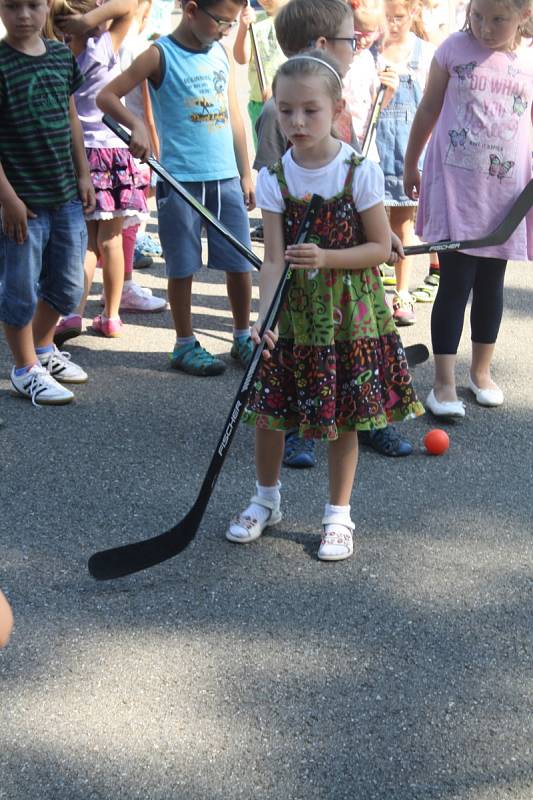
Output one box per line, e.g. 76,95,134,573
38,345,88,383
120,283,167,313
10,364,74,406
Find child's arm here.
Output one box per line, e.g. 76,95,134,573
142,79,159,160
286,202,391,271
0,163,37,244
226,49,255,210
250,210,285,358
69,97,96,214
233,4,255,65
403,55,449,198
97,45,162,160
57,0,137,38
0,590,13,648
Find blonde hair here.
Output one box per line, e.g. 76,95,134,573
43,0,96,39
272,48,344,103
462,0,533,45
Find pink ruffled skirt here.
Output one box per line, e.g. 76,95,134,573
86,147,148,225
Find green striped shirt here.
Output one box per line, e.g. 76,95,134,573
0,39,84,208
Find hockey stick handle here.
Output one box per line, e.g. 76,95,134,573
103,114,263,270
249,22,267,98
361,84,386,158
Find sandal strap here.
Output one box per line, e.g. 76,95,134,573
250,494,278,512
320,528,353,546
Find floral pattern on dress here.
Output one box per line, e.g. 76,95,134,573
243,154,424,440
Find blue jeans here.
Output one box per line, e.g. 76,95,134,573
0,199,87,328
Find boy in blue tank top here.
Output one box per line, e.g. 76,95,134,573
98,0,254,376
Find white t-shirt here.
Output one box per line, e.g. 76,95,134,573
343,50,380,143
256,141,384,215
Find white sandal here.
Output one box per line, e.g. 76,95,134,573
318,516,355,561
226,495,282,544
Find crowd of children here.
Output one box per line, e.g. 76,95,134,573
0,0,532,561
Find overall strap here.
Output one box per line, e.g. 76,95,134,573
342,154,364,196
407,36,423,73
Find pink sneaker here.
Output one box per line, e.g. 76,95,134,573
54,315,82,348
91,315,123,338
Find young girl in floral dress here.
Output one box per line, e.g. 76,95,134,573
227,51,423,562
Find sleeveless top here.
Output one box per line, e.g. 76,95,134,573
149,37,239,181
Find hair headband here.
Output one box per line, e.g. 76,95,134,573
288,55,344,90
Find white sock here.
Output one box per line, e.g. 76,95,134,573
176,336,196,348
232,481,281,537
397,289,412,301
233,327,250,340
323,503,353,536
123,278,134,288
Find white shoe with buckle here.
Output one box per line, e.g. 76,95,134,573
468,377,504,407
425,389,465,418
318,516,354,561
226,495,282,543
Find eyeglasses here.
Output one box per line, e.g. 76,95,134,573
353,28,381,46
327,35,358,52
197,5,238,31
386,14,409,25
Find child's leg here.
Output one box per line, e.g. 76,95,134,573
123,223,138,281
469,256,507,396
168,276,194,338
226,271,252,332
33,300,60,348
389,206,415,293
3,322,37,369
98,217,125,319
75,220,99,319
226,428,284,543
319,431,358,561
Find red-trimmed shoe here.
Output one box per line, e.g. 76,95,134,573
91,315,123,338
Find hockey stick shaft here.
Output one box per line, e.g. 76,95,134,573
103,115,263,270
404,179,533,255
249,22,267,98
361,84,386,158
88,195,324,580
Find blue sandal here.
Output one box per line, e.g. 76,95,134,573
170,341,226,376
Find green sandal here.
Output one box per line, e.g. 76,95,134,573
170,341,226,376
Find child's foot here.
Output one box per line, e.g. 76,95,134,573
283,430,317,468
468,376,504,407
230,335,253,368
392,291,416,326
119,283,167,313
54,314,82,348
37,345,88,383
380,264,397,286
425,389,465,418
10,364,74,406
170,341,226,376
318,519,354,561
358,425,413,457
136,231,162,257
226,494,282,543
91,315,123,338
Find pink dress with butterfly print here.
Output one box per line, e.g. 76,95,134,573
416,31,533,261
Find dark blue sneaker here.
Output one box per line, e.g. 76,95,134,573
283,430,316,468
358,425,413,457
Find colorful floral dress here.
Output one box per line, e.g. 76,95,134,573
243,154,424,440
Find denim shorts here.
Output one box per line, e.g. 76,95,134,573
0,199,87,328
156,177,252,279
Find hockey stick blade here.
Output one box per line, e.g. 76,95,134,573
88,195,324,580
102,114,262,270
404,179,533,255
404,343,429,367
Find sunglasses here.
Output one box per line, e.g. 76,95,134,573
197,5,238,31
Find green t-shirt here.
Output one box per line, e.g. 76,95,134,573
0,38,84,208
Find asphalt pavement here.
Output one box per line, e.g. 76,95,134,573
1,222,532,799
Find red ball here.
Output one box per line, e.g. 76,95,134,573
424,428,450,456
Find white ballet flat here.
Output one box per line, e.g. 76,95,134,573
425,389,465,418
468,377,504,407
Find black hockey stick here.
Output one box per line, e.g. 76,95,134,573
103,114,262,270
88,194,324,580
361,84,386,158
404,179,533,255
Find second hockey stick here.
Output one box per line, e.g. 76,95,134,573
404,179,533,255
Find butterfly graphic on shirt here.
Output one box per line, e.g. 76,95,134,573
453,61,476,81
488,154,515,181
508,64,519,77
512,95,528,117
448,128,468,148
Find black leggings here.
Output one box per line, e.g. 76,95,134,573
431,251,507,355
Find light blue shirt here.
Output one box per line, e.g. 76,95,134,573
149,36,239,182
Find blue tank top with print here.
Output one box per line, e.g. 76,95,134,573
149,36,238,181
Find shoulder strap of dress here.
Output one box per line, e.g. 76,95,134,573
343,153,364,194
268,158,290,199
